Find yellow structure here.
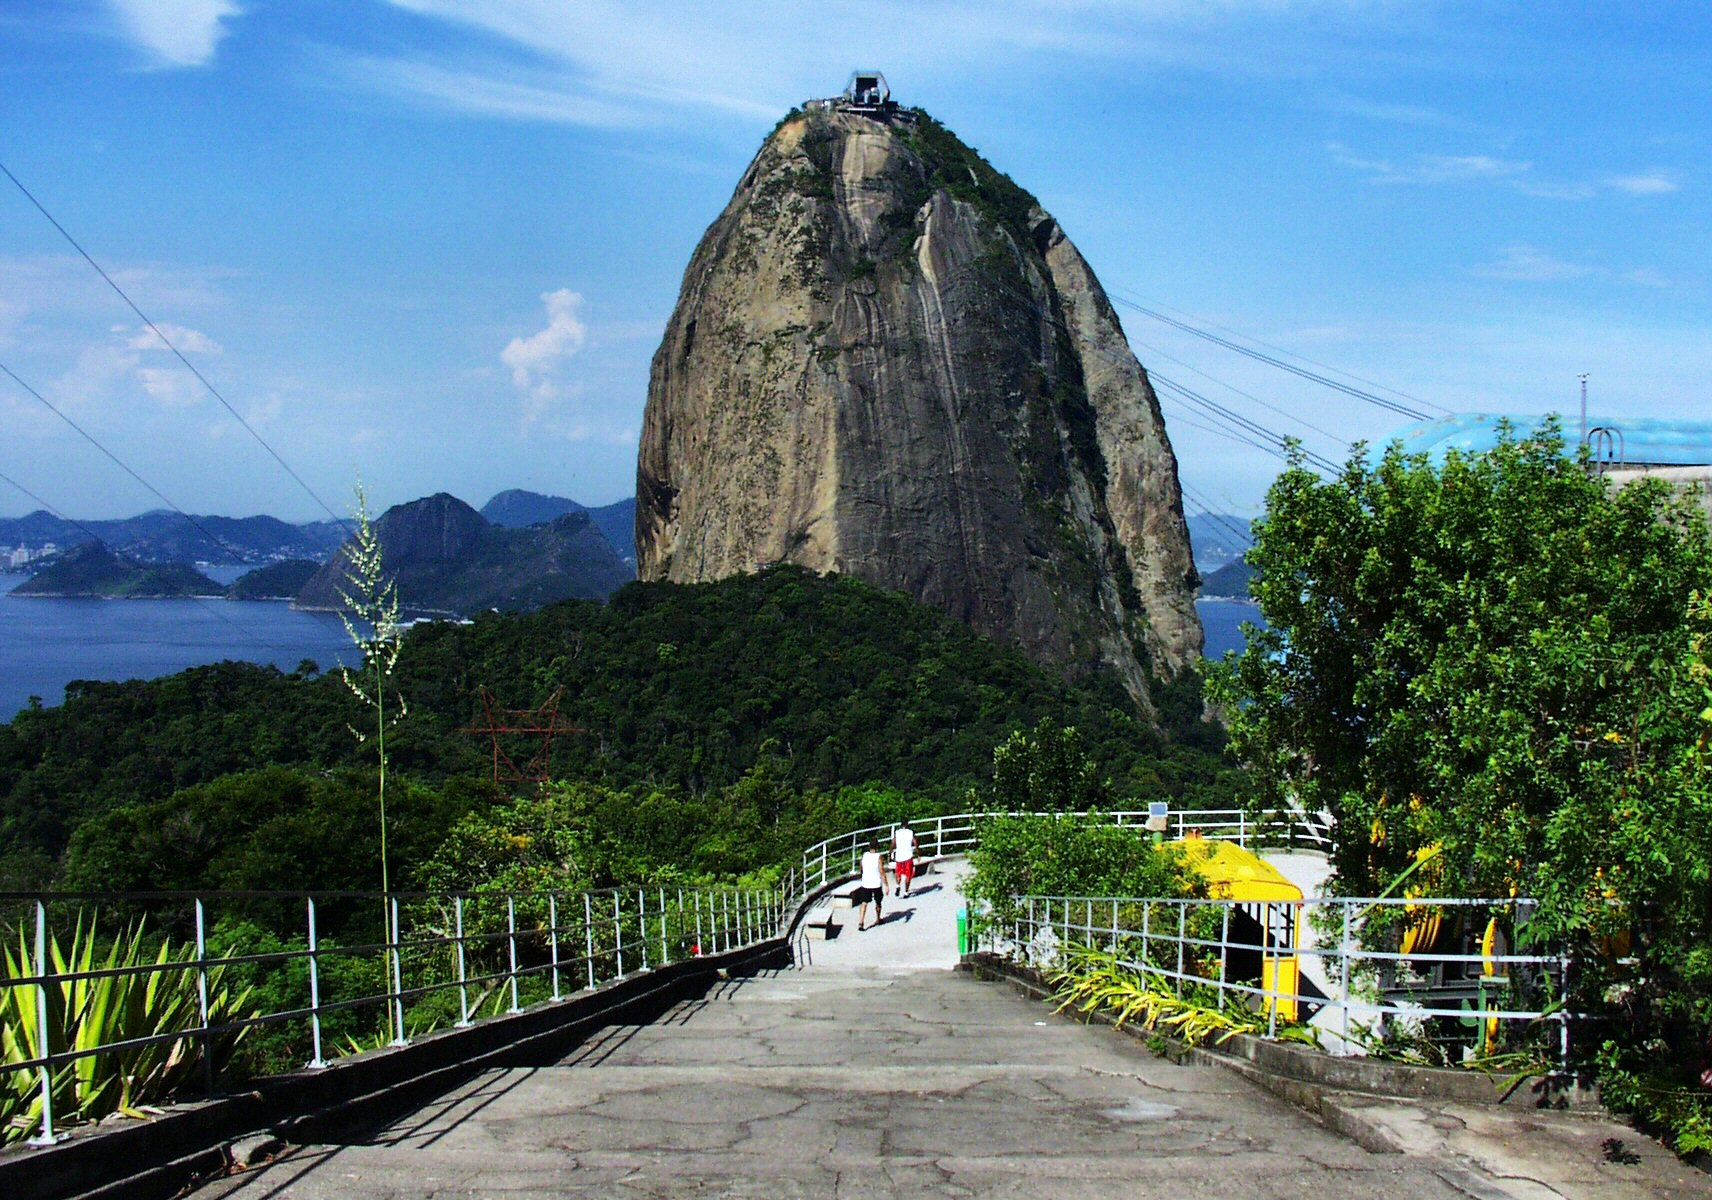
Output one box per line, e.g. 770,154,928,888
1172,837,1305,1019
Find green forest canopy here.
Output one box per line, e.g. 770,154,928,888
0,566,1238,892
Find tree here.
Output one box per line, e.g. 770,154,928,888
1206,421,1712,1089
986,718,1108,812
336,484,408,898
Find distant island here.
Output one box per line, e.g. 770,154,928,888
1199,558,1255,600
226,559,322,600
11,543,223,599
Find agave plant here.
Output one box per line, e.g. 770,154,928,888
1,914,255,1143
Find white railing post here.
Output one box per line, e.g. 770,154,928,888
389,897,407,1046
1339,900,1352,1052
549,894,562,1001
660,888,669,964
1218,904,1231,1009
194,898,213,1095
638,889,649,971
695,892,704,955
506,896,521,1014
1175,903,1186,996
26,900,60,1147
614,893,624,976
584,893,596,989
454,896,470,1025
306,898,328,1066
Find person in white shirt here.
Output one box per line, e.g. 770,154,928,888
891,822,918,897
855,840,886,931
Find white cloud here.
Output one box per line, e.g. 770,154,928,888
1328,143,1531,186
1622,266,1672,289
126,322,223,354
1329,143,1683,201
501,289,589,404
1471,247,1672,289
106,0,241,68
345,1,1361,129
1315,90,1467,131
1606,171,1679,196
1471,245,1592,282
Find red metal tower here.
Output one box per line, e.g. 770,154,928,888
461,686,582,790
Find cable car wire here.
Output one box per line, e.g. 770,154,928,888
1,359,252,564
0,467,276,649
0,158,351,533
1112,294,1433,422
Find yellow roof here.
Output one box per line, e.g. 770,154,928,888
1171,838,1302,903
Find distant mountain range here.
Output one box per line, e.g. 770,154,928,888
0,510,347,566
1,489,638,570
480,490,636,567
297,493,634,615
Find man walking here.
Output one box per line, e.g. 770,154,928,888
855,840,886,931
891,821,917,898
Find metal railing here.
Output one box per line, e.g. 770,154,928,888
781,808,1332,906
984,893,1569,1066
2,882,784,1147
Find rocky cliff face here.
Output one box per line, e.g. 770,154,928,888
636,107,1200,710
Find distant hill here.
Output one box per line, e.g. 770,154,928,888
480,489,584,528
482,490,636,568
584,498,636,568
1184,514,1254,573
296,493,633,616
227,559,321,600
1199,558,1255,599
0,509,347,566
11,543,222,598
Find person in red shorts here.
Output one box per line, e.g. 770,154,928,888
891,821,917,897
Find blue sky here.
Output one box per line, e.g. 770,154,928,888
1,2,1707,525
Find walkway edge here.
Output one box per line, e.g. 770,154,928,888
2,940,788,1200
958,952,1603,1152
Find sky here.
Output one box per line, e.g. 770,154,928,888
1,2,1707,526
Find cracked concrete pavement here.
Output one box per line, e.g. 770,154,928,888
198,863,1707,1198
200,963,1562,1199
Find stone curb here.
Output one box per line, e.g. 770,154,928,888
958,952,1599,1153
1,939,789,1200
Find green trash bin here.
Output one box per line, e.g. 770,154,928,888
956,907,969,956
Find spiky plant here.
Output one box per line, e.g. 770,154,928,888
2,915,254,1142
336,482,408,900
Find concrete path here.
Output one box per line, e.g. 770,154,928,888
793,858,969,972
197,859,1708,1199
207,974,1481,1195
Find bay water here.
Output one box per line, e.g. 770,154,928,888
0,578,1264,723
0,572,356,720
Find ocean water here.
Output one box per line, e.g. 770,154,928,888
0,579,1267,724
1195,597,1264,662
0,572,356,720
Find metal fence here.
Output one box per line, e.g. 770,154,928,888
783,808,1333,903
985,893,1570,1066
2,883,783,1147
